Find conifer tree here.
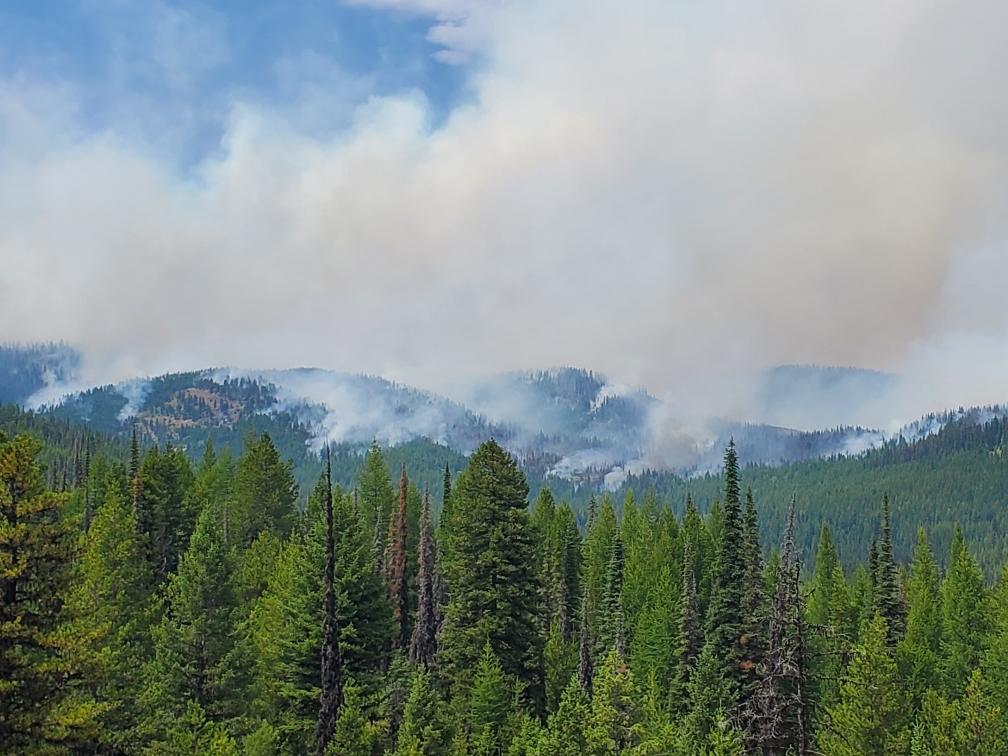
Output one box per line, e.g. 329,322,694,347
910,671,1007,755
807,523,839,627
359,442,395,548
897,527,942,708
704,440,747,706
739,487,766,710
141,507,240,746
541,675,590,756
577,591,593,695
544,619,577,714
438,441,544,710
138,443,196,584
938,526,988,696
584,647,642,754
315,447,345,755
818,614,909,756
67,489,155,750
874,496,906,644
683,644,734,751
980,564,1008,716
468,643,514,756
599,527,626,658
395,669,444,755
748,496,810,756
409,488,438,668
0,433,99,749
386,466,411,650
232,431,298,545
674,539,702,709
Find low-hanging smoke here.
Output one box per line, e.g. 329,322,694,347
1,0,1007,437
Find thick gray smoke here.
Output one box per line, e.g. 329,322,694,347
2,0,1007,437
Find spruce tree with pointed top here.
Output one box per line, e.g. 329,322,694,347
675,538,702,710
314,446,344,755
578,591,593,695
874,496,905,644
409,488,438,668
740,487,766,710
599,528,626,659
748,496,810,756
704,439,747,706
386,465,411,650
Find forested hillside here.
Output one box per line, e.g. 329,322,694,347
2,424,1006,753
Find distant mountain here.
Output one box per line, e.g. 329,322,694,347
5,344,1001,490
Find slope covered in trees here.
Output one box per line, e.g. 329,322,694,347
2,422,1007,753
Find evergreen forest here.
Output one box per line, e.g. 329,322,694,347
2,422,1008,754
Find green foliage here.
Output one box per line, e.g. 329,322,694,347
232,431,299,545
584,647,642,755
438,441,544,709
818,614,910,756
0,433,101,750
938,526,990,696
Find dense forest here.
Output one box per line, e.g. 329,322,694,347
2,419,1007,754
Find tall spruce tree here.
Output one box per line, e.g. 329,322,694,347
315,447,344,755
359,442,395,549
386,466,411,650
704,440,747,706
578,590,593,695
739,487,767,711
599,527,626,658
938,526,989,696
0,433,99,749
674,538,702,709
897,527,942,708
438,440,544,710
748,496,810,756
409,488,438,668
874,496,905,644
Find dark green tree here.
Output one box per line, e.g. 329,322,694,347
438,441,544,710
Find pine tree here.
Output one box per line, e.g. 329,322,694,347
584,647,642,755
938,526,988,696
704,440,747,706
409,488,438,668
807,523,839,627
544,619,577,714
0,433,99,749
359,442,395,548
395,669,445,755
541,675,590,756
232,431,298,545
577,591,593,695
66,488,155,751
438,441,544,710
897,527,942,709
874,496,905,644
739,487,767,711
315,447,345,755
598,527,626,658
748,496,810,755
818,614,909,756
138,443,196,584
468,643,514,756
325,679,386,756
910,671,1007,755
386,466,411,650
682,644,734,751
980,564,1008,716
141,507,240,745
674,538,702,710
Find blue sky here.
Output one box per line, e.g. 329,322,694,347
0,1,468,164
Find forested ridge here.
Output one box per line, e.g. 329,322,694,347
2,419,1007,754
